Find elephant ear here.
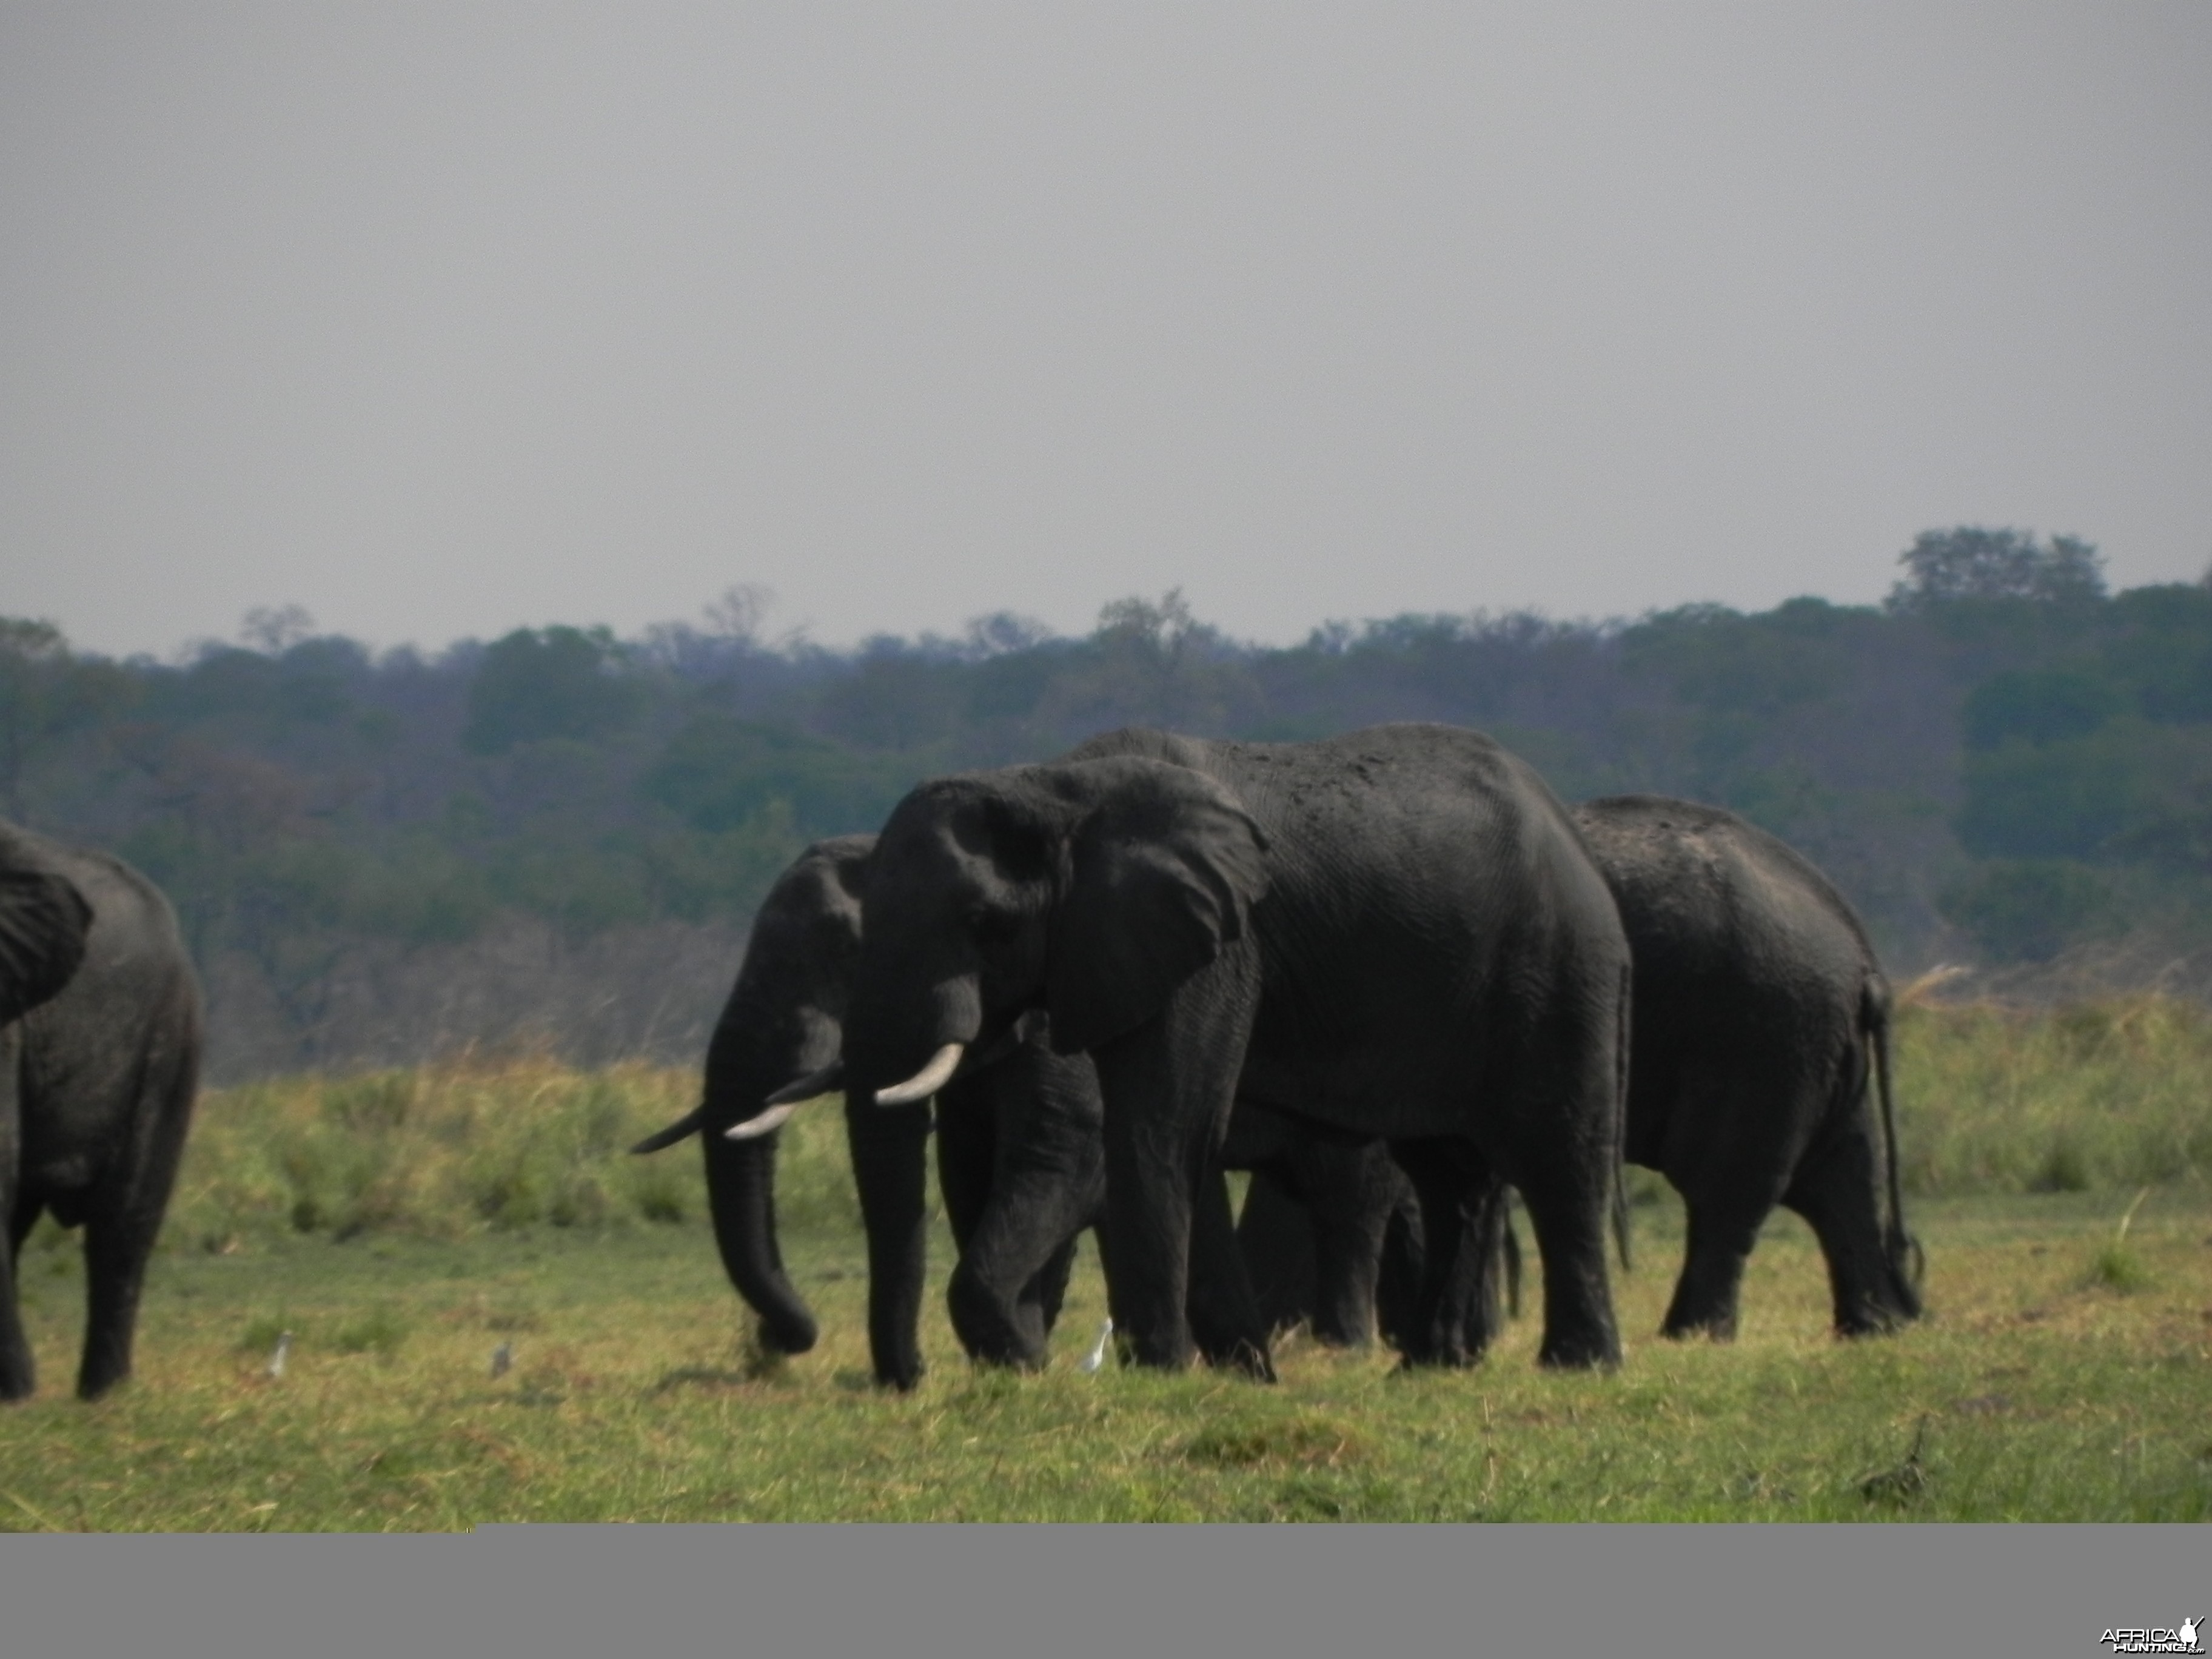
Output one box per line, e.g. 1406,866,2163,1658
0,857,93,1025
1045,764,1269,1054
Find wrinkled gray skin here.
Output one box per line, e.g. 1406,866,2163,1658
1577,796,1921,1341
1255,797,1924,1357
631,835,1110,1387
840,724,1631,1376
633,836,1413,1390
1,823,202,1401
1236,1151,1515,1358
1230,1125,1425,1350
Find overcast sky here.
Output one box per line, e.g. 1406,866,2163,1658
4,5,2208,659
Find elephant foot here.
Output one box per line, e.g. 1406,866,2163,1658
1122,1325,1198,1371
0,1351,35,1403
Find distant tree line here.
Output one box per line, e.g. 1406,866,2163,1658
8,525,2212,1075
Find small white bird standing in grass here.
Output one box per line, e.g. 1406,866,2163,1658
267,1332,292,1379
1079,1318,1114,1374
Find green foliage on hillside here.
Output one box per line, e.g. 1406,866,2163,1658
9,525,2212,1069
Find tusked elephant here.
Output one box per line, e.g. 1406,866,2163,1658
632,835,1418,1389
629,835,1101,1386
832,723,1632,1375
1,821,203,1401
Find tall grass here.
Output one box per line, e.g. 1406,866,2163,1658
161,1054,859,1255
11,1005,2209,1527
147,994,2212,1261
1895,995,2212,1196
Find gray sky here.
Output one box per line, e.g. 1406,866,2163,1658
4,4,2208,658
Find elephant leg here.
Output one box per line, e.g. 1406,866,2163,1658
1390,1141,1499,1367
1090,951,1261,1372
845,1099,935,1390
1658,1076,1811,1342
1024,1235,1082,1340
1507,1101,1625,1370
75,1040,198,1401
1185,1162,1273,1378
1302,1143,1409,1349
932,1085,997,1261
1373,1180,1427,1355
1783,1121,1922,1336
1660,1196,1760,1341
948,1162,1095,1369
0,1198,31,1401
945,1045,1106,1367
0,1247,30,1402
1235,1165,1319,1339
0,1041,32,1401
1443,1175,1514,1359
79,1200,161,1401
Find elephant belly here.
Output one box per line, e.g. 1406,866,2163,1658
1235,1039,1471,1142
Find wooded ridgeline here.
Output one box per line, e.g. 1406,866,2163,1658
9,528,2211,1079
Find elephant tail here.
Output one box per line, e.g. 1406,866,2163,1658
1865,975,1923,1293
629,1104,706,1155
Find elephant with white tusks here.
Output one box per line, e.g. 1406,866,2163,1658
632,834,1429,1390
1,820,203,1402
834,723,1631,1377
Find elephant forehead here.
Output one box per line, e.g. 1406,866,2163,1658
866,837,1008,916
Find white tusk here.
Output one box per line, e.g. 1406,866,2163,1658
727,1060,848,1139
763,1059,844,1108
724,1100,802,1141
874,1042,965,1106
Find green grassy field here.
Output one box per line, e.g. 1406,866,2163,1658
3,1000,2211,1529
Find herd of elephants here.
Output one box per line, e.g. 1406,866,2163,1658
0,721,1923,1405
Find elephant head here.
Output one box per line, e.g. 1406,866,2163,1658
842,755,1269,1103
630,834,874,1356
0,823,93,1027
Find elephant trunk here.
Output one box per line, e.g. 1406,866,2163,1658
702,1131,819,1355
688,994,842,1356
